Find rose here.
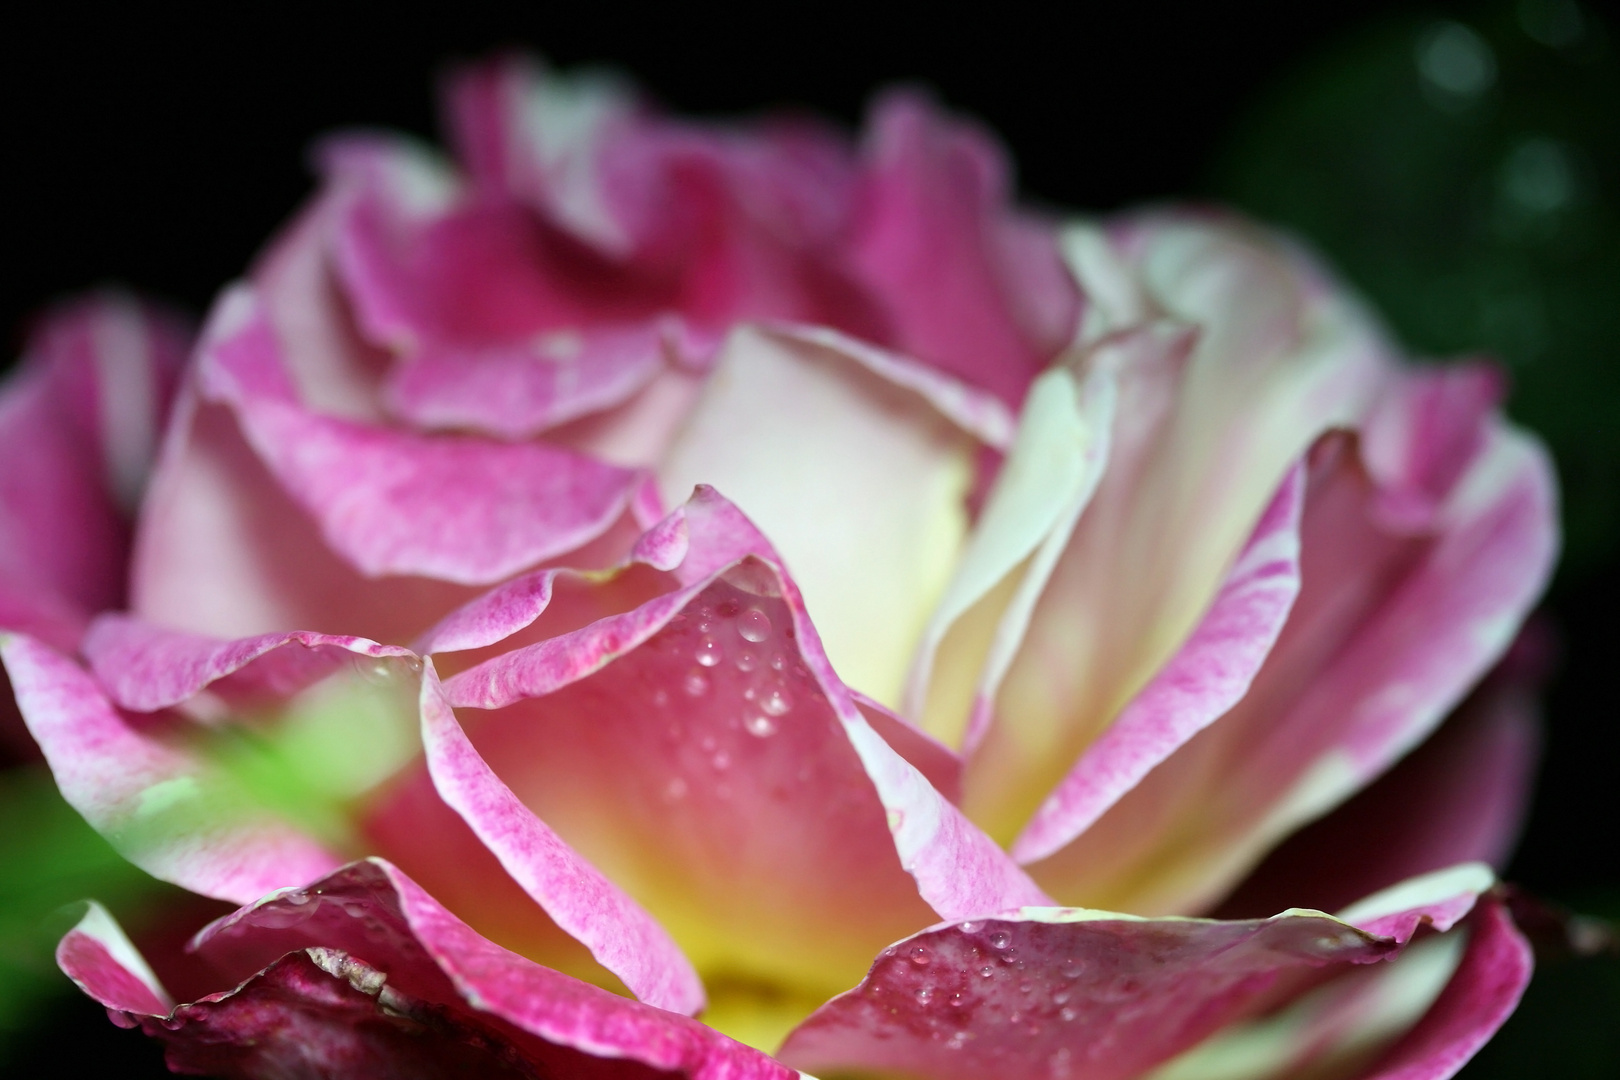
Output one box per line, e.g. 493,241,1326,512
0,54,1556,1079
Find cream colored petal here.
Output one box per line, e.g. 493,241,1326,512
656,326,979,707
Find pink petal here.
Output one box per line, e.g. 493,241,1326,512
655,326,988,708
1011,462,1304,863
442,488,1045,996
83,612,415,712
417,660,704,1013
1218,646,1543,919
778,866,1498,1080
1354,896,1531,1080
966,216,1392,844
61,859,794,1078
846,90,1078,404
1029,377,1556,913
0,633,344,903
0,294,191,648
200,288,646,583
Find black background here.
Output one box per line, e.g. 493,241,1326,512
3,1,1616,1075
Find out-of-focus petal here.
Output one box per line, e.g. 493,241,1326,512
131,287,642,641
441,488,1047,1006
0,294,191,648
60,859,796,1079
0,633,345,902
656,326,987,708
1217,642,1543,919
965,216,1391,843
1028,372,1557,914
779,865,1498,1080
847,91,1079,404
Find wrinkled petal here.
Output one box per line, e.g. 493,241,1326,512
848,91,1079,404
441,488,1047,1006
83,613,415,712
1012,463,1304,863
778,865,1504,1080
60,859,794,1079
656,326,986,707
1030,372,1557,914
0,633,345,902
965,216,1392,843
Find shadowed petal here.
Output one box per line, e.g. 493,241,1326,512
59,859,795,1079
778,865,1504,1080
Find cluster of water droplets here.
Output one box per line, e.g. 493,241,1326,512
864,920,1150,1076
643,576,824,804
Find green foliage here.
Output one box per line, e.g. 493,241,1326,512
0,766,164,1061
1213,0,1620,578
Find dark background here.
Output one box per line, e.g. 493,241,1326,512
2,1,1617,1075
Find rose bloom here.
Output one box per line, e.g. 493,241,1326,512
0,55,1556,1080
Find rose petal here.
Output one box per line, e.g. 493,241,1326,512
1011,462,1304,863
442,488,1046,1001
0,633,344,902
1218,655,1541,919
906,358,1118,752
656,325,982,708
1028,376,1556,914
966,216,1392,843
417,660,704,1013
848,90,1079,404
61,859,794,1078
777,865,1496,1080
83,613,415,712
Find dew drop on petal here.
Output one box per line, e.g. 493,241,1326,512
744,714,777,738
1060,1006,1078,1023
909,946,932,966
959,921,979,934
684,670,709,696
735,648,759,673
915,987,933,1004
979,966,995,979
989,930,1011,950
695,637,723,667
712,750,732,770
760,687,792,716
737,608,771,642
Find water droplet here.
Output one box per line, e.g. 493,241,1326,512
769,652,788,671
946,1031,970,1050
989,930,1011,950
735,648,759,672
909,946,932,966
285,891,311,906
665,777,689,801
711,750,732,770
684,670,709,696
959,921,980,934
738,608,771,642
695,637,722,667
744,714,777,738
1052,990,1070,1006
652,689,670,707
949,991,965,1006
1059,1006,1077,1023
1060,960,1084,980
915,987,933,1004
979,966,995,979
759,687,792,716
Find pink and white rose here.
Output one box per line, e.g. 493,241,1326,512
0,54,1556,1079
